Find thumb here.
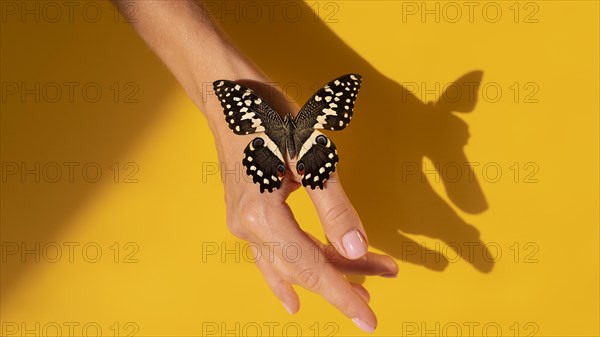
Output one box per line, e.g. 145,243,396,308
306,173,368,260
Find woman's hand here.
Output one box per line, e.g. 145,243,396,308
209,90,398,332
113,0,398,332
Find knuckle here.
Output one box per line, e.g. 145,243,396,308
224,198,265,240
324,203,353,227
238,199,267,233
295,265,322,290
225,217,248,239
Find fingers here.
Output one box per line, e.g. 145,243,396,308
288,249,378,332
253,246,299,314
235,196,378,332
307,233,398,277
306,173,369,260
267,207,377,332
331,252,399,277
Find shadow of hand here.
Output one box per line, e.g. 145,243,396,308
338,71,493,273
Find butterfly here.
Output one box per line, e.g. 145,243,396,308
213,74,362,193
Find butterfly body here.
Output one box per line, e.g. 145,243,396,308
213,74,362,192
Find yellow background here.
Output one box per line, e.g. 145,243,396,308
1,0,598,336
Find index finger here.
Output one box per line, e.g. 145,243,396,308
255,203,378,333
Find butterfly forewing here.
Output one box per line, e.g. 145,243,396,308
294,74,362,131
213,80,283,135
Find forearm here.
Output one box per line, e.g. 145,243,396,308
112,0,265,132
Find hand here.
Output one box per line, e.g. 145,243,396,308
112,0,398,332
209,89,398,333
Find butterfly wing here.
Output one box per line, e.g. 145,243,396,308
294,73,362,131
293,129,339,189
243,135,286,193
213,80,283,135
213,80,288,193
292,74,361,189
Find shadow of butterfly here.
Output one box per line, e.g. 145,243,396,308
213,74,362,192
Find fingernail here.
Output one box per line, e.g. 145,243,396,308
380,272,398,278
352,318,375,333
342,230,367,259
282,302,294,315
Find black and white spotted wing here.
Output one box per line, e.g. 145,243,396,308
292,74,361,189
213,80,287,192
294,130,339,189
242,136,286,193
213,80,283,135
294,74,362,131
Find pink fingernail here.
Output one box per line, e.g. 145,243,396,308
282,302,294,315
352,318,375,333
342,230,367,259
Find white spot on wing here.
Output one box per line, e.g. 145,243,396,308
251,119,263,129
241,112,255,120
322,108,337,116
315,116,327,127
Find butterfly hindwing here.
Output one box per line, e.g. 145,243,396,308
295,130,339,189
213,80,283,135
294,74,362,131
242,135,286,193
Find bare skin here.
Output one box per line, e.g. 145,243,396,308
113,0,398,332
